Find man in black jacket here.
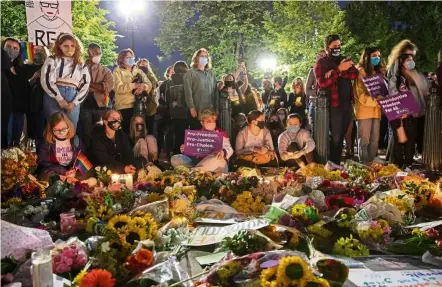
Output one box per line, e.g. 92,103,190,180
1,49,12,148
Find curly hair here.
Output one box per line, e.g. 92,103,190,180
387,39,417,70
52,33,84,67
191,48,211,69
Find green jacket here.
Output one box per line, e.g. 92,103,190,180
183,67,218,118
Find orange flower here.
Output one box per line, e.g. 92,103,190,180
79,269,115,287
125,249,154,275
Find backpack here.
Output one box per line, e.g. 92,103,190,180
166,74,187,119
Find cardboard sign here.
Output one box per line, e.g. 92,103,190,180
26,0,73,46
185,219,269,246
347,269,442,287
362,74,388,98
183,130,223,158
377,91,420,121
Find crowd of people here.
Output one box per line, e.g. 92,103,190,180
1,32,441,180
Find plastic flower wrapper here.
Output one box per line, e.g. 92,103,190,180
386,225,442,257
332,235,370,257
196,250,314,287
344,160,375,181
128,256,192,287
310,255,349,286
52,237,88,275
356,219,392,251
155,224,189,252
137,164,163,182
216,230,282,256
195,199,243,220
250,179,280,204
130,197,169,223
359,191,408,224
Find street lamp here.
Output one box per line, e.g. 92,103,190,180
259,57,277,71
117,0,146,52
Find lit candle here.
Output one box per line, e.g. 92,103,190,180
124,174,133,189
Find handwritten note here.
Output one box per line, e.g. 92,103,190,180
347,269,442,287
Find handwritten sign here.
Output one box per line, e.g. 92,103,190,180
185,219,269,246
377,91,420,121
347,269,442,287
26,0,73,46
362,74,388,98
184,130,223,158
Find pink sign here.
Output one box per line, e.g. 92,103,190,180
362,74,388,98
183,130,223,158
377,91,420,121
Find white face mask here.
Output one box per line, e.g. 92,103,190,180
92,55,101,64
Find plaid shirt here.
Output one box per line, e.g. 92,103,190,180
314,56,359,107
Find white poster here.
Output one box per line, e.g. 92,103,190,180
185,219,269,246
25,0,73,46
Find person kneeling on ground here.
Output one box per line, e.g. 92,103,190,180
91,110,143,174
235,110,277,167
171,109,233,173
129,115,159,164
37,112,84,181
278,113,315,168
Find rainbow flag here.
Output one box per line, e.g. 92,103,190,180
103,94,113,109
20,42,34,62
74,152,93,175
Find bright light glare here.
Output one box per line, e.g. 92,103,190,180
118,0,146,17
259,57,277,71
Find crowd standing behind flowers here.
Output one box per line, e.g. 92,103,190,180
1,31,442,287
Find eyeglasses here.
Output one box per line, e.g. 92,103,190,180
53,128,68,135
40,2,59,9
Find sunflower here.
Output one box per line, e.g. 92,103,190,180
97,205,115,221
161,175,178,187
107,215,132,232
276,256,311,286
131,217,146,228
79,269,115,287
72,270,87,286
302,277,331,287
261,267,278,287
139,212,158,239
119,225,147,248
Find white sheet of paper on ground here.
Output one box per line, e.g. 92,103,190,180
406,220,442,231
194,218,237,225
195,252,228,266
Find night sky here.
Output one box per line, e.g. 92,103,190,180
99,0,184,79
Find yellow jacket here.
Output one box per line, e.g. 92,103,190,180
113,66,152,110
353,67,382,120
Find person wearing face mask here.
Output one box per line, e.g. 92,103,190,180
306,50,326,134
3,37,30,147
91,110,142,174
267,114,285,150
37,112,84,181
276,108,289,128
218,73,245,140
26,45,51,146
129,115,158,164
314,34,359,165
353,47,387,164
386,40,428,168
170,109,233,173
113,49,152,135
273,75,288,107
278,114,315,168
261,79,274,108
79,43,114,155
288,77,307,126
41,33,91,130
184,48,218,130
235,110,277,167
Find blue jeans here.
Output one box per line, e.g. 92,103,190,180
8,112,25,146
43,85,80,130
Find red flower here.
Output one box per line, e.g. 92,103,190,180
80,269,115,287
436,240,442,249
425,228,439,238
321,180,331,187
340,172,349,179
125,249,154,275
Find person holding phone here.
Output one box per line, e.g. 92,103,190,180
314,34,359,164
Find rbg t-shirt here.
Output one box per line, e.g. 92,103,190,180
55,139,73,166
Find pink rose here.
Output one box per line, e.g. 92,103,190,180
74,255,87,266
61,256,73,266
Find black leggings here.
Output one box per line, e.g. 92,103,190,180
391,117,417,167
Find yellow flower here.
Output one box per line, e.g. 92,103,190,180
107,215,132,232
97,205,114,221
133,212,158,239
301,276,331,287
383,196,411,212
107,170,112,176
72,270,87,287
131,217,146,228
119,225,147,248
232,191,265,215
261,267,278,287
289,231,300,246
276,256,311,286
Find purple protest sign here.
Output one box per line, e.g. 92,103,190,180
377,91,420,121
183,130,223,158
361,74,388,98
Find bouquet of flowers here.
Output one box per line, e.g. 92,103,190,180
125,248,154,275
164,182,196,218
72,269,116,287
357,219,392,247
52,238,88,276
332,235,370,257
1,148,37,192
386,227,442,256
95,166,113,186
218,230,269,256
231,191,265,215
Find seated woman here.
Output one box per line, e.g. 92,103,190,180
171,109,233,173
278,113,315,168
91,110,142,174
129,115,158,163
37,112,83,181
235,110,277,167
170,109,233,173
267,114,285,150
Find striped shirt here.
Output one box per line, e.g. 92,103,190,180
41,56,91,106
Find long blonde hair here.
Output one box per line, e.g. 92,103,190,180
387,40,417,70
52,33,84,67
291,77,305,94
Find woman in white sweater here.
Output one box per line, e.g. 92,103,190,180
41,33,90,130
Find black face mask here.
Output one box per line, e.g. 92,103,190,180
269,121,280,130
140,66,148,74
330,48,341,57
136,123,144,132
224,81,234,88
54,135,68,141
107,120,121,131
257,121,266,129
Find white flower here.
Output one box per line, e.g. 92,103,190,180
174,182,183,189
95,166,101,172
103,166,107,172
102,241,110,253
